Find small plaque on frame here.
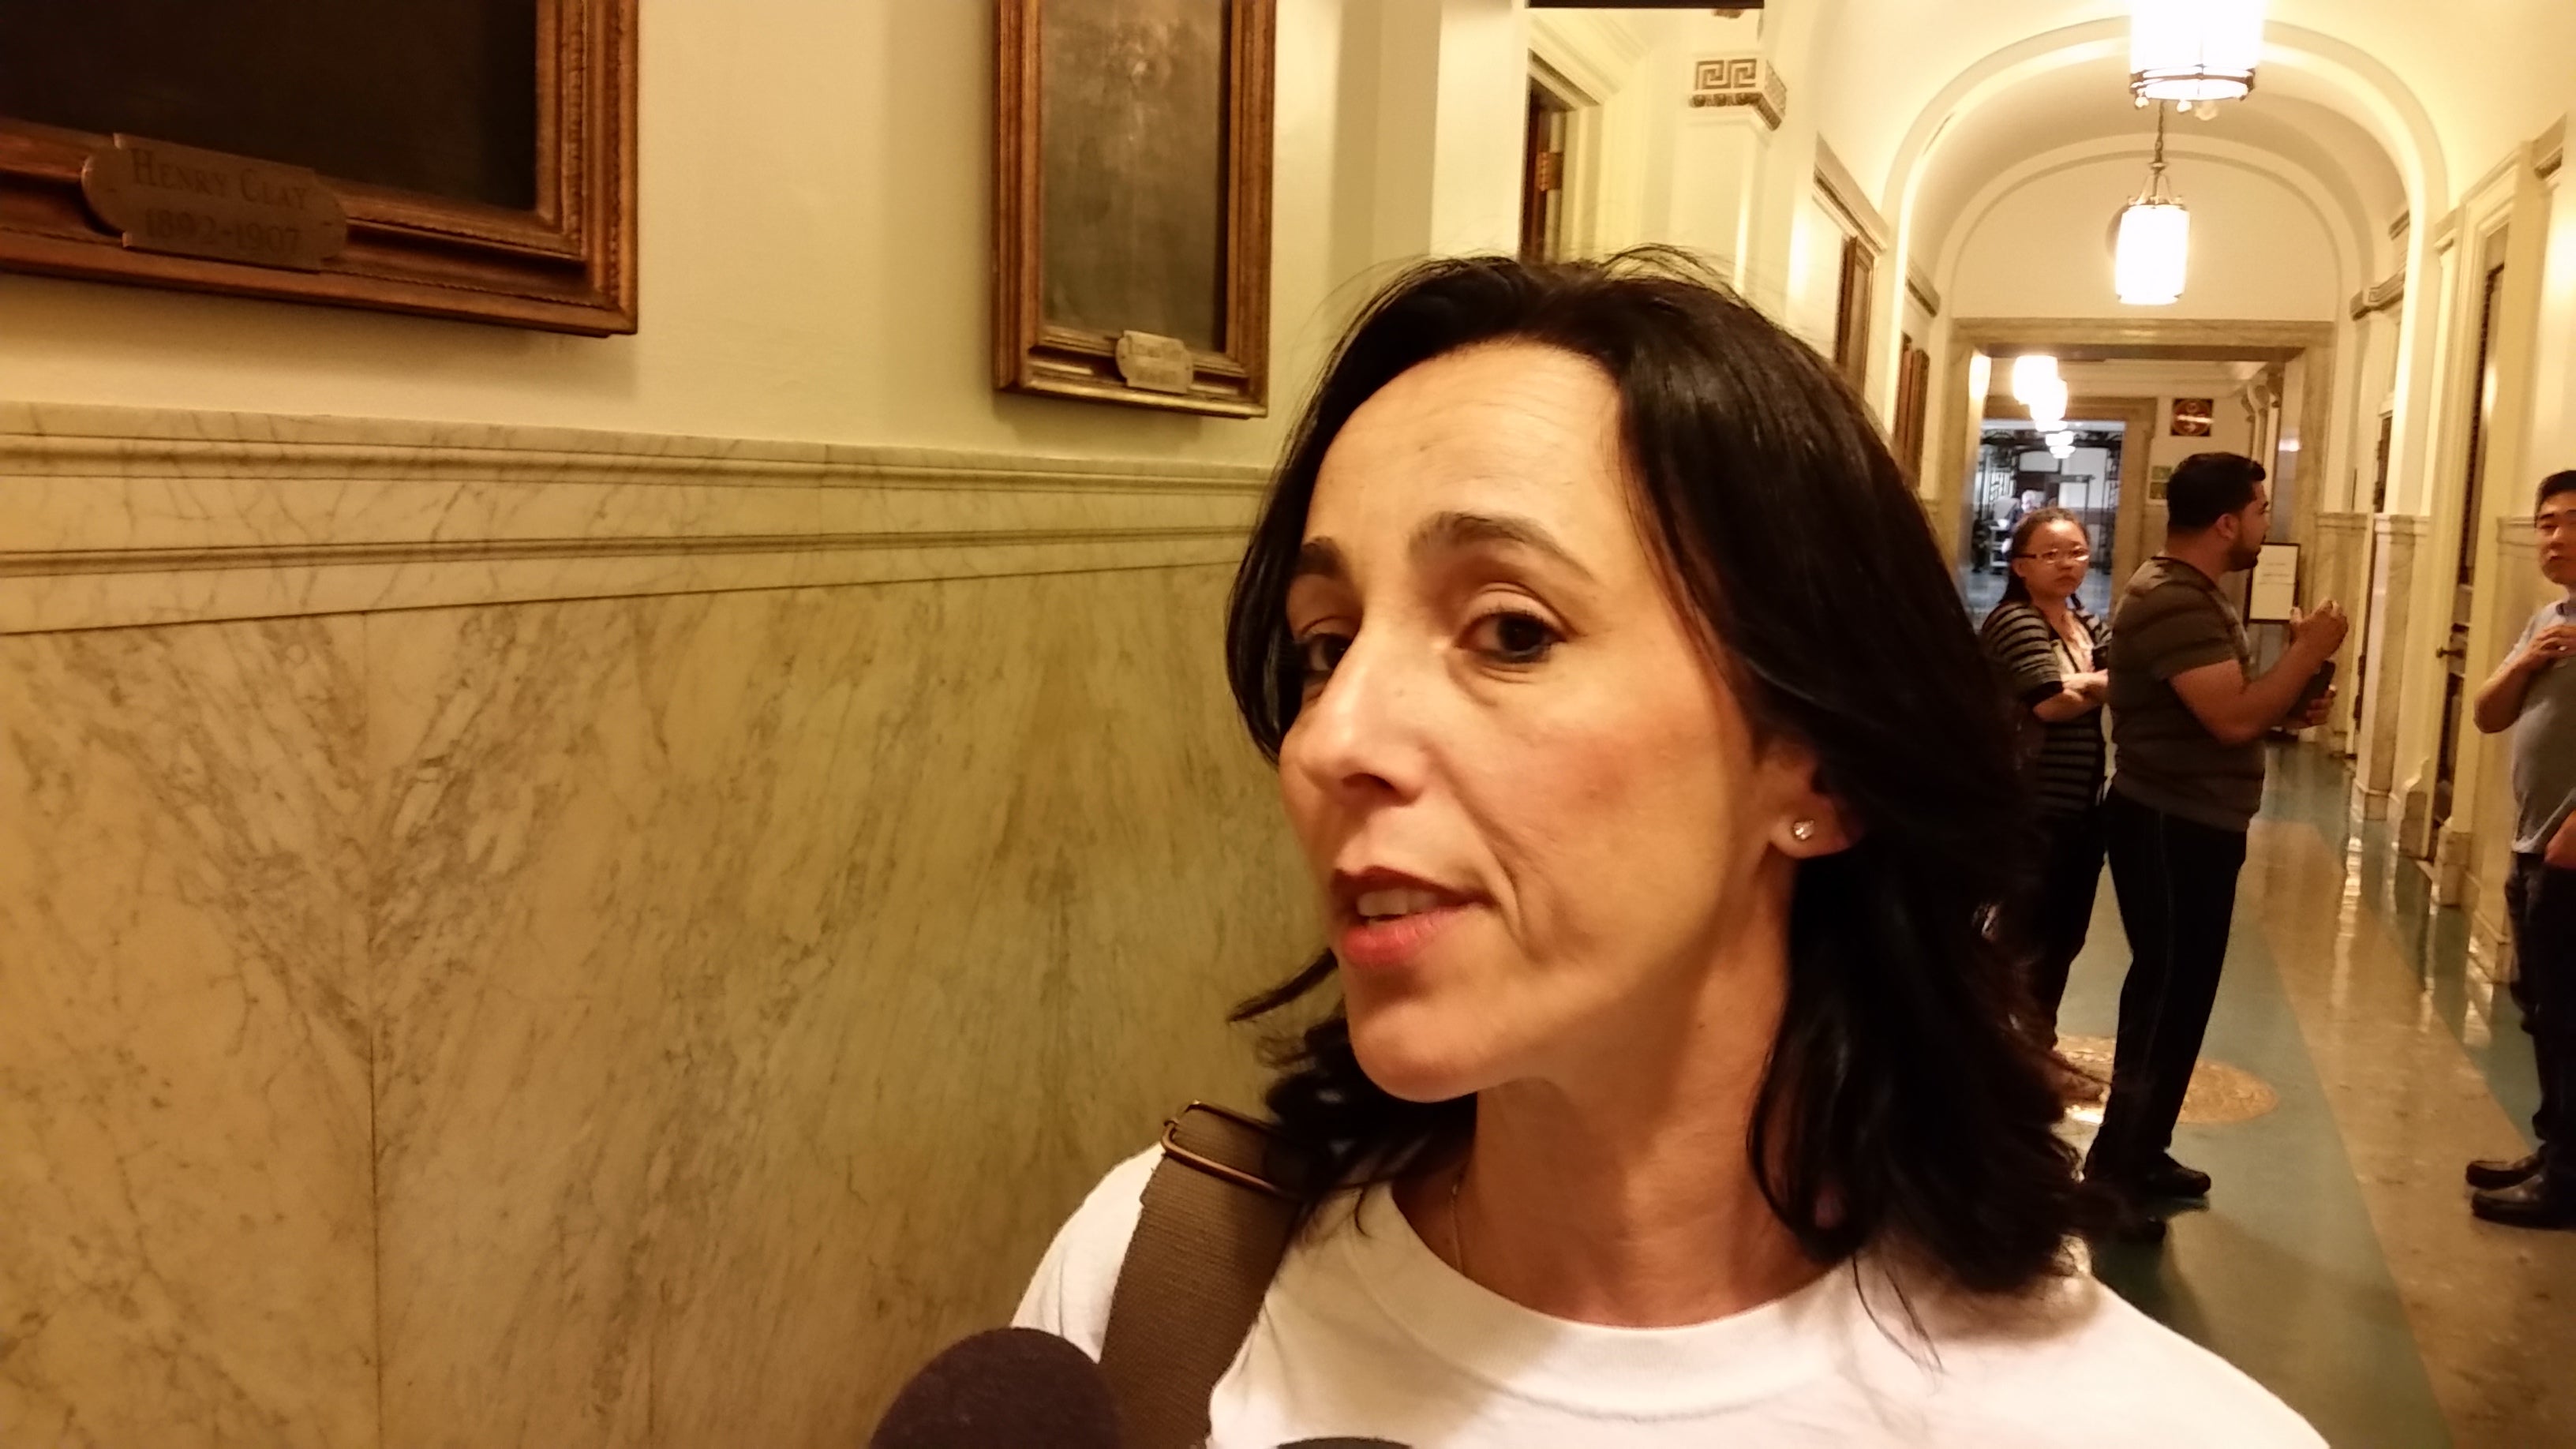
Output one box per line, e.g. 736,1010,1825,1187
1114,331,1196,395
79,135,349,272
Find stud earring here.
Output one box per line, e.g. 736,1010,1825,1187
1790,818,1818,843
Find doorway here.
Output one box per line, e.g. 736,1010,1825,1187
2349,410,2394,747
2433,245,2510,829
1519,77,1571,264
1959,417,2125,623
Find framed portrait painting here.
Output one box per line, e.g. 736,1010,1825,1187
0,0,636,335
995,0,1275,417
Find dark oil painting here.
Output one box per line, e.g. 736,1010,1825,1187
1037,0,1230,351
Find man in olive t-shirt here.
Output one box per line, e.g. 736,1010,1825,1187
2086,454,2346,1241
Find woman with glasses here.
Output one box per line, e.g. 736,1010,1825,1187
1979,507,2110,1046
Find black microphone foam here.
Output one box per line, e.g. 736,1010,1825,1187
869,1327,1124,1449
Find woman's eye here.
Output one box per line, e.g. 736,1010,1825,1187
1470,610,1561,665
1297,632,1351,685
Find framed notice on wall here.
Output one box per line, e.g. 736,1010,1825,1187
2248,542,2301,622
0,0,637,335
994,0,1276,417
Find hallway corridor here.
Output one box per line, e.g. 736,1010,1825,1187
2069,747,2576,1449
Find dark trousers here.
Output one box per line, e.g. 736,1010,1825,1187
2016,805,2106,1039
2507,854,2576,1184
2085,791,2249,1181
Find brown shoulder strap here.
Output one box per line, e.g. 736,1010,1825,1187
1097,1102,1307,1449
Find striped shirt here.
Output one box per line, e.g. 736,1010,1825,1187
1981,599,2109,818
2106,557,2263,832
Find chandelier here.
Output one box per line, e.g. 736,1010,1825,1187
2130,0,2267,105
2013,354,2069,428
2115,104,2190,305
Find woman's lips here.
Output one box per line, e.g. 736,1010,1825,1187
1336,903,1469,971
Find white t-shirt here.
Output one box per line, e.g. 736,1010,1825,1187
1016,1150,2324,1449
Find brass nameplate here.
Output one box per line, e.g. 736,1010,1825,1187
80,136,350,272
1114,331,1196,395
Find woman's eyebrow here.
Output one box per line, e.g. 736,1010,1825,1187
1412,510,1596,582
1291,537,1348,583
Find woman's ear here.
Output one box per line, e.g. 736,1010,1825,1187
1766,749,1860,857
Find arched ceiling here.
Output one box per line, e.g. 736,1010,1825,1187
1805,0,2574,216
1904,51,2406,290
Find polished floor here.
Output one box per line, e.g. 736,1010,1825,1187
2062,747,2576,1449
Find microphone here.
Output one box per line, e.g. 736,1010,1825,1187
869,1328,1125,1449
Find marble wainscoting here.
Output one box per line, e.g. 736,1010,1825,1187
2312,511,2372,755
0,405,1316,1447
2355,513,2428,822
0,616,376,1449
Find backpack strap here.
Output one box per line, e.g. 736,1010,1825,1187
1097,1102,1308,1449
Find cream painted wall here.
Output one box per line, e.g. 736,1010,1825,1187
0,1,1393,466
2528,86,2576,474
2136,394,2260,560
1350,0,1528,277
1949,157,2344,320
1425,0,1530,256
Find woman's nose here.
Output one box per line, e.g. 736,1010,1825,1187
1283,632,1425,803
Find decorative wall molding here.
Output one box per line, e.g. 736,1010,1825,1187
0,402,1269,635
1529,10,1650,89
2350,270,2406,319
1813,141,1890,252
1951,316,2334,358
1688,56,1787,130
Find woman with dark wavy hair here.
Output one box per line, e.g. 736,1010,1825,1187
1016,253,2316,1447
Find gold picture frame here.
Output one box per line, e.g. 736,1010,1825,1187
994,0,1275,417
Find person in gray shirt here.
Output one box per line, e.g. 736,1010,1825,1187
2086,453,2345,1241
2463,470,2576,1230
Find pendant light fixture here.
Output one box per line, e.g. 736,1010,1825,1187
2012,354,2070,429
2130,0,2266,105
2026,379,2069,429
2010,354,2060,402
2115,103,2190,305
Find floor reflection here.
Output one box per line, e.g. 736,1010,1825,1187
2057,745,2571,1448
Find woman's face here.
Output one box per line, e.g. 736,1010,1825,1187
2010,519,2091,603
1278,343,1822,1103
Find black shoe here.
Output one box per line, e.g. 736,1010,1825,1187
2466,1151,2543,1191
2081,1173,2170,1244
2470,1176,2576,1230
2095,1194,2170,1244
2140,1154,2211,1200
